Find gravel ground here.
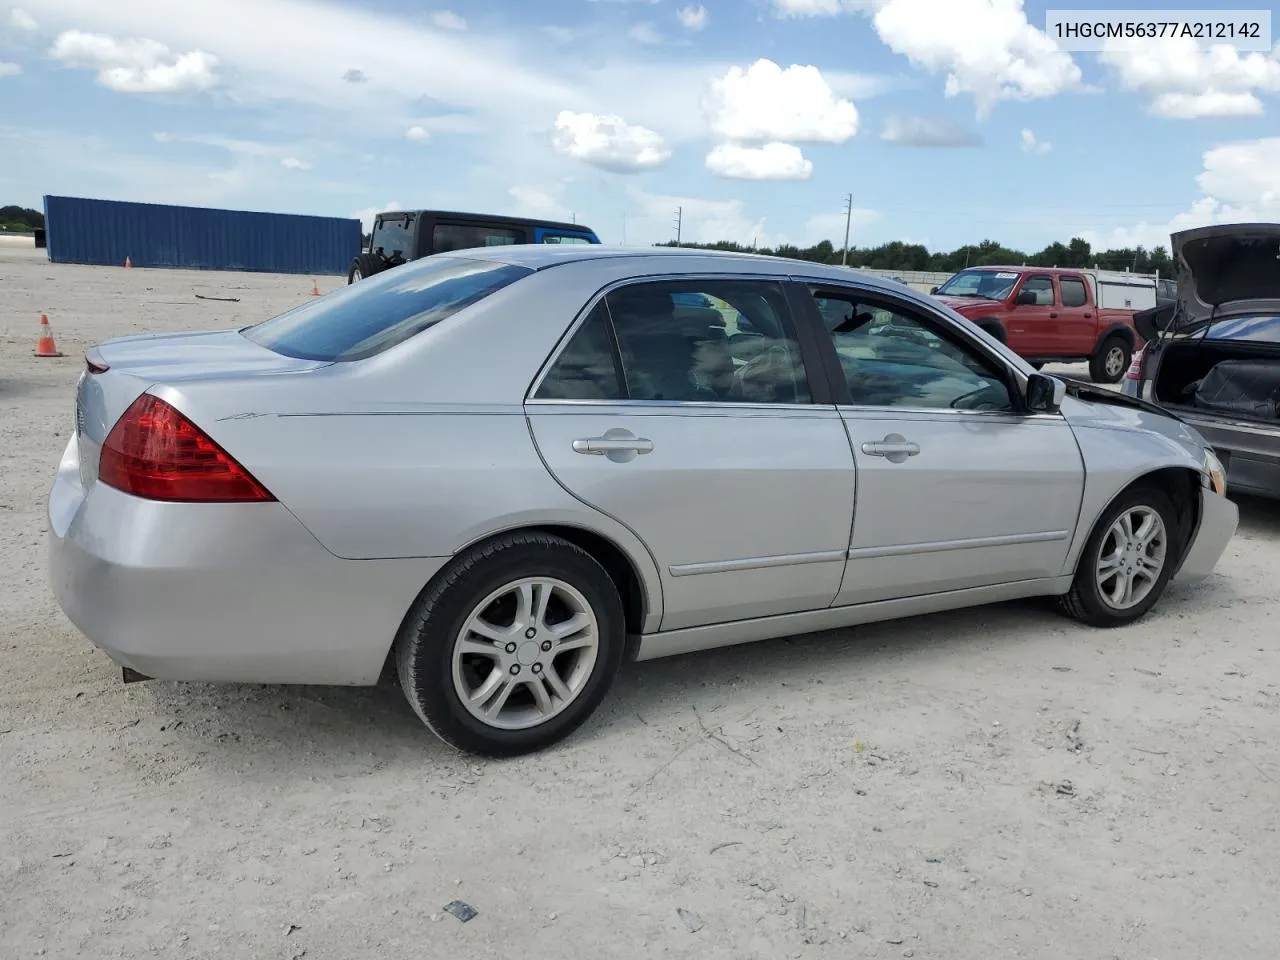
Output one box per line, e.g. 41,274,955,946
2,246,1278,960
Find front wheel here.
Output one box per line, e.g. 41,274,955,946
1090,336,1131,384
1058,485,1181,627
395,533,626,756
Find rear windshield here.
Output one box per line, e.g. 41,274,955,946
1204,315,1280,343
243,256,531,362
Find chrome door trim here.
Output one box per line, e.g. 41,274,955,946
669,549,848,578
846,529,1070,560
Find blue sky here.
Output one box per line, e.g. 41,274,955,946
1,0,1279,253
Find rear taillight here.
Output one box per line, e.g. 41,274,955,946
98,394,275,503
1124,346,1145,381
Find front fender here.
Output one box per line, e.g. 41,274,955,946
1063,419,1205,575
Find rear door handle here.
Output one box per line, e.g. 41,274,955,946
861,433,920,463
572,428,653,462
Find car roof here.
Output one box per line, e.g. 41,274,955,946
379,210,593,232
443,243,910,288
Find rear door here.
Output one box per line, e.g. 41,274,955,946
1056,274,1095,354
525,276,855,631
795,281,1084,605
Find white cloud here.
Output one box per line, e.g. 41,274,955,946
706,142,813,180
0,61,20,77
552,110,671,172
677,4,708,29
50,30,219,93
704,59,859,143
405,125,430,142
10,8,37,30
1020,128,1050,154
1099,37,1280,119
430,10,466,31
628,22,662,44
880,115,981,147
1083,138,1280,250
280,156,310,170
341,68,368,83
775,0,1082,118
354,202,401,233
508,185,571,221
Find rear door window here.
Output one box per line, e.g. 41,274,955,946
433,223,523,253
244,256,530,362
1060,277,1088,307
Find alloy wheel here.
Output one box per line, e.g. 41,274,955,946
1095,506,1167,610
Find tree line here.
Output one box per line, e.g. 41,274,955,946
0,205,44,234
661,236,1176,277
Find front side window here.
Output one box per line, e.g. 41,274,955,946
811,290,1014,412
433,223,523,253
1060,277,1088,307
1019,276,1055,305
244,256,531,362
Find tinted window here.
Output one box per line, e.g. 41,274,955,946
1020,276,1054,305
606,280,811,404
534,303,622,400
371,215,414,260
1205,316,1280,343
433,223,522,253
1060,277,1087,307
244,256,530,362
812,291,1013,412
541,234,594,245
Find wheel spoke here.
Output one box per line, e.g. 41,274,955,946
555,634,595,654
1097,549,1124,577
467,667,506,707
468,618,512,643
513,582,535,630
550,612,591,639
526,676,554,715
479,676,518,718
532,583,553,633
457,638,503,659
542,662,572,702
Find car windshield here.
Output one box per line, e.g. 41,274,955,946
935,269,1021,301
243,256,531,361
1202,315,1280,343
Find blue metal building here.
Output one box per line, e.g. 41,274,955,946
42,195,362,276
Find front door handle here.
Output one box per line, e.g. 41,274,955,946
1049,312,1059,318
861,433,920,464
572,428,653,463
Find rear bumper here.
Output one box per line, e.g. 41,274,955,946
1171,412,1280,499
1172,486,1238,585
48,435,446,685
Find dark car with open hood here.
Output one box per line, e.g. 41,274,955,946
1122,223,1280,499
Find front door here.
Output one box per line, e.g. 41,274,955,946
525,278,855,631
799,284,1085,606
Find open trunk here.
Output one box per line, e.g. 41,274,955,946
1153,339,1280,422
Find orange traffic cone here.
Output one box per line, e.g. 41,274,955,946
124,256,132,269
310,280,321,296
34,314,63,358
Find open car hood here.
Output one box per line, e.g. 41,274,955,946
1169,223,1280,332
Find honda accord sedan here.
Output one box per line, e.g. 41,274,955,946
1122,223,1280,499
49,246,1238,756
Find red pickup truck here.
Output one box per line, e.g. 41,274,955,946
930,266,1144,384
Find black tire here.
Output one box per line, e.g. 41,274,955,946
1089,335,1131,384
975,318,1007,344
395,532,626,757
347,253,385,285
1058,484,1182,628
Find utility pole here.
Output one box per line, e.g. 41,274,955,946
673,206,682,246
840,193,854,266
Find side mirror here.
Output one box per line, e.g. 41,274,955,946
929,286,939,295
1015,290,1037,306
1026,373,1065,414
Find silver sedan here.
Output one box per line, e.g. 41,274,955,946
48,246,1239,755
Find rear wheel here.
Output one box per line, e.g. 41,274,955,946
1090,335,1131,384
396,533,626,756
347,253,385,285
1058,484,1180,627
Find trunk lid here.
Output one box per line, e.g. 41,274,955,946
1170,223,1280,332
74,329,328,491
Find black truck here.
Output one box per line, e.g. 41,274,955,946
348,209,601,284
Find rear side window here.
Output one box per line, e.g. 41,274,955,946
1060,277,1087,307
542,233,595,245
244,256,531,362
433,223,522,253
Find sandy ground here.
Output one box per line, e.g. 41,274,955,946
2,246,1278,960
